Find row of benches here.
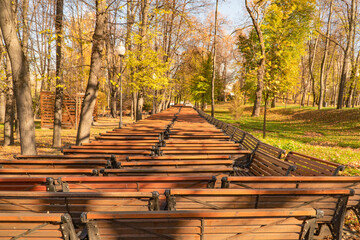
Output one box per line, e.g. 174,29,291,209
0,209,321,240
0,183,352,239
0,188,353,239
0,106,356,239
195,108,345,176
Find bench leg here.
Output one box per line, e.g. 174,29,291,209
61,214,79,240
353,206,360,223
300,218,316,240
86,220,101,240
330,196,349,240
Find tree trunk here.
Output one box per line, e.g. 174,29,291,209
52,0,64,148
4,80,15,146
110,91,117,117
271,96,276,108
245,0,266,117
136,91,143,121
324,45,336,107
318,0,333,110
0,32,5,124
211,0,218,117
337,0,356,109
3,53,15,146
135,0,149,121
300,56,308,107
0,0,37,154
76,0,107,145
351,80,358,108
21,0,29,55
263,94,268,139
126,0,135,120
308,37,319,107
346,51,360,107
0,93,4,123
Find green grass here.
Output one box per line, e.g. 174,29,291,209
207,102,360,176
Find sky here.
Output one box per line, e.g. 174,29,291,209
218,0,247,34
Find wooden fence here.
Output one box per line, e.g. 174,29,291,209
40,91,98,129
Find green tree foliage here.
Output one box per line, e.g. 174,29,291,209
175,48,223,105
125,30,170,95
190,52,213,104
238,0,315,101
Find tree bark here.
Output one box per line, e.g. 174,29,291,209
126,0,135,120
52,0,64,148
3,53,14,146
0,92,4,123
318,0,333,110
136,91,143,121
76,0,107,145
263,94,268,139
211,0,218,117
134,0,149,122
21,0,29,55
308,37,319,107
0,0,36,154
300,56,308,106
337,0,356,109
245,0,266,117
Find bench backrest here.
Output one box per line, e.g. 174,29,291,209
117,160,233,169
100,167,233,177
126,155,231,161
81,209,321,240
57,176,217,192
0,213,78,240
238,133,260,152
165,188,353,239
0,191,159,224
285,151,345,176
0,159,108,169
0,168,97,178
248,152,296,176
0,177,51,191
256,141,285,159
221,176,360,220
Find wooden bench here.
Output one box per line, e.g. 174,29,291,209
114,160,233,170
100,132,162,137
95,135,160,141
80,208,322,240
0,213,78,240
256,141,286,159
0,158,109,169
221,176,360,223
0,177,52,191
167,135,231,140
100,167,234,177
285,151,345,176
57,176,217,193
62,148,152,156
165,188,353,240
160,146,242,150
82,141,159,146
159,148,250,156
163,142,240,147
14,154,112,160
69,145,153,150
126,155,231,161
0,168,98,177
0,191,160,224
237,132,260,152
235,151,296,176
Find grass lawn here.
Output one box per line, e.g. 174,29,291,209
207,102,360,176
